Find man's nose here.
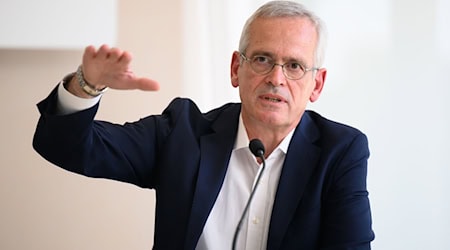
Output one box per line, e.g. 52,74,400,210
267,64,286,86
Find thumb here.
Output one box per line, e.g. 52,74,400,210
135,77,160,91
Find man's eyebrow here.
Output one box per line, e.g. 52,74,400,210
248,50,274,58
283,55,307,64
248,50,309,65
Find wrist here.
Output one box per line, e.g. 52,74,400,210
75,65,108,97
62,72,94,99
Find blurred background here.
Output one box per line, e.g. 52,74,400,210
0,0,449,249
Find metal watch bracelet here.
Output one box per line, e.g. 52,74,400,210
75,65,108,97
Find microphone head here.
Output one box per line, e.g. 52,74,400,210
249,139,265,158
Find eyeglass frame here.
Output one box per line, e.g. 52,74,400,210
239,52,319,80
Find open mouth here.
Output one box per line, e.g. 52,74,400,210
264,97,282,102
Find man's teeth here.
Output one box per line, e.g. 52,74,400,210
265,97,281,102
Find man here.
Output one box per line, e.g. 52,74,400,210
33,1,374,249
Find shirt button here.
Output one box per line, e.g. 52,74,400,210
252,217,260,225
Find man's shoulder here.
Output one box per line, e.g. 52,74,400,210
302,110,367,145
162,98,240,132
165,98,240,119
299,111,369,159
305,110,364,134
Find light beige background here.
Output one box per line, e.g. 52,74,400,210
0,1,182,249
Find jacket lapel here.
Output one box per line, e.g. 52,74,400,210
267,112,321,250
184,104,241,250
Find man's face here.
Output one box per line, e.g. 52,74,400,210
231,17,326,132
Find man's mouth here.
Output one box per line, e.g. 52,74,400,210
264,96,282,102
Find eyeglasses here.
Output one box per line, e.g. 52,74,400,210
239,53,318,80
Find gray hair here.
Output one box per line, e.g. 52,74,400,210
238,0,327,67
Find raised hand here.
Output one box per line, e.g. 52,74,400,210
67,44,160,98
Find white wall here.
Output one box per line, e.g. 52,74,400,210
0,0,117,49
183,0,450,249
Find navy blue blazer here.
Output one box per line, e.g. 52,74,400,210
33,86,374,249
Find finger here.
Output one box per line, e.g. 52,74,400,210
83,45,97,62
108,47,122,61
118,51,133,64
96,44,110,59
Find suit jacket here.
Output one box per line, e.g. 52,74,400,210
33,86,374,249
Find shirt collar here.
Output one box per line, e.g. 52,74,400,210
234,113,295,155
234,113,250,150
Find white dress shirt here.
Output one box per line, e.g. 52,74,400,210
196,115,294,250
56,81,294,250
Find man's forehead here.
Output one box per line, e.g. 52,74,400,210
248,17,318,45
246,17,317,63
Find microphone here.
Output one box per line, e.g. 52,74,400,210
232,139,266,250
249,139,265,159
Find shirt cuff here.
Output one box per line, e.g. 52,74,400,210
56,78,101,115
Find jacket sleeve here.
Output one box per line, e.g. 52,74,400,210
32,85,169,188
320,132,375,249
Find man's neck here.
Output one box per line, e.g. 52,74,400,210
242,116,300,158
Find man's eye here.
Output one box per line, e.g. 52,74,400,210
287,62,303,71
253,56,271,64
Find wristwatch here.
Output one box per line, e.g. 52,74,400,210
75,65,108,97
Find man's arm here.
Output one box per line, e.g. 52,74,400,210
33,44,163,187
320,133,375,249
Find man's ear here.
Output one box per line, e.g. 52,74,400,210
230,51,241,88
310,68,327,102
